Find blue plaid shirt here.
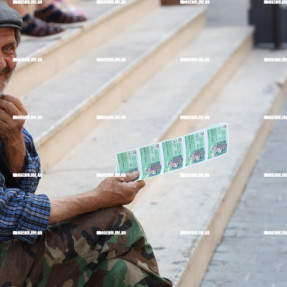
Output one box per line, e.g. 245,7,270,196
0,128,50,244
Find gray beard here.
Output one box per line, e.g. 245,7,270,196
0,75,12,95
1,81,8,95
0,63,15,95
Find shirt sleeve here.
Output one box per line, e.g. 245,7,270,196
0,181,50,243
0,128,50,244
18,128,41,194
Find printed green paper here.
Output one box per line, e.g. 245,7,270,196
116,123,229,180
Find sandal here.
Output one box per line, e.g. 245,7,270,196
22,14,64,37
34,3,87,24
54,0,85,17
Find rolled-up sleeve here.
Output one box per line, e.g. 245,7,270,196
0,128,50,243
0,184,50,243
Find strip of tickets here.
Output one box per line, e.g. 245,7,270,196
116,122,229,180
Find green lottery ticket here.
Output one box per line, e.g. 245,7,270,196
207,124,228,159
140,144,162,179
185,131,205,166
116,149,139,174
116,122,229,180
162,138,183,173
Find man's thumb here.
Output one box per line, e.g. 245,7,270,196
123,171,140,182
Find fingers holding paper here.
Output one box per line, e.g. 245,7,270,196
94,171,145,208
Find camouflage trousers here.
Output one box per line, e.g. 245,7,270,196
0,207,172,287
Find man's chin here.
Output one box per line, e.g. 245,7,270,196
0,76,11,95
0,84,5,95
0,83,6,95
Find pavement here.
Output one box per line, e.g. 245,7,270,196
202,2,287,286
207,0,249,27
201,96,287,287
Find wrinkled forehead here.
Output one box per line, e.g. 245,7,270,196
0,27,17,46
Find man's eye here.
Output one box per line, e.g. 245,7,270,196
3,47,15,54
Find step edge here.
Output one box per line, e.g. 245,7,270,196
174,75,287,287
33,8,207,147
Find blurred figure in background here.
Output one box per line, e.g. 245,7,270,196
54,0,85,16
7,0,87,37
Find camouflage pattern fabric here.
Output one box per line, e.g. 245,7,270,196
0,207,172,287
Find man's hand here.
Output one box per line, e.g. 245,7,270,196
94,172,145,209
0,95,27,142
49,171,145,225
0,95,27,174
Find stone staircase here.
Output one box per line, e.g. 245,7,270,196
6,1,287,286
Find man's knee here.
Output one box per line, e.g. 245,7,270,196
98,206,135,227
47,206,141,243
86,258,148,287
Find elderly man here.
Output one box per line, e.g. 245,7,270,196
0,3,172,286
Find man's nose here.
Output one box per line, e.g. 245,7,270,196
0,53,7,71
0,52,8,71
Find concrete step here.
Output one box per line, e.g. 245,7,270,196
22,5,207,172
37,48,287,285
6,0,158,97
159,50,287,287
200,96,287,286
34,25,253,281
35,25,253,195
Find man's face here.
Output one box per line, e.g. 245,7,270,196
0,28,17,94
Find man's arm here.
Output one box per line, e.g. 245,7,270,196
0,171,144,243
0,95,27,177
49,171,145,224
0,95,41,193
0,95,145,241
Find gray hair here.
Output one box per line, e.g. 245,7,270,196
14,29,21,46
